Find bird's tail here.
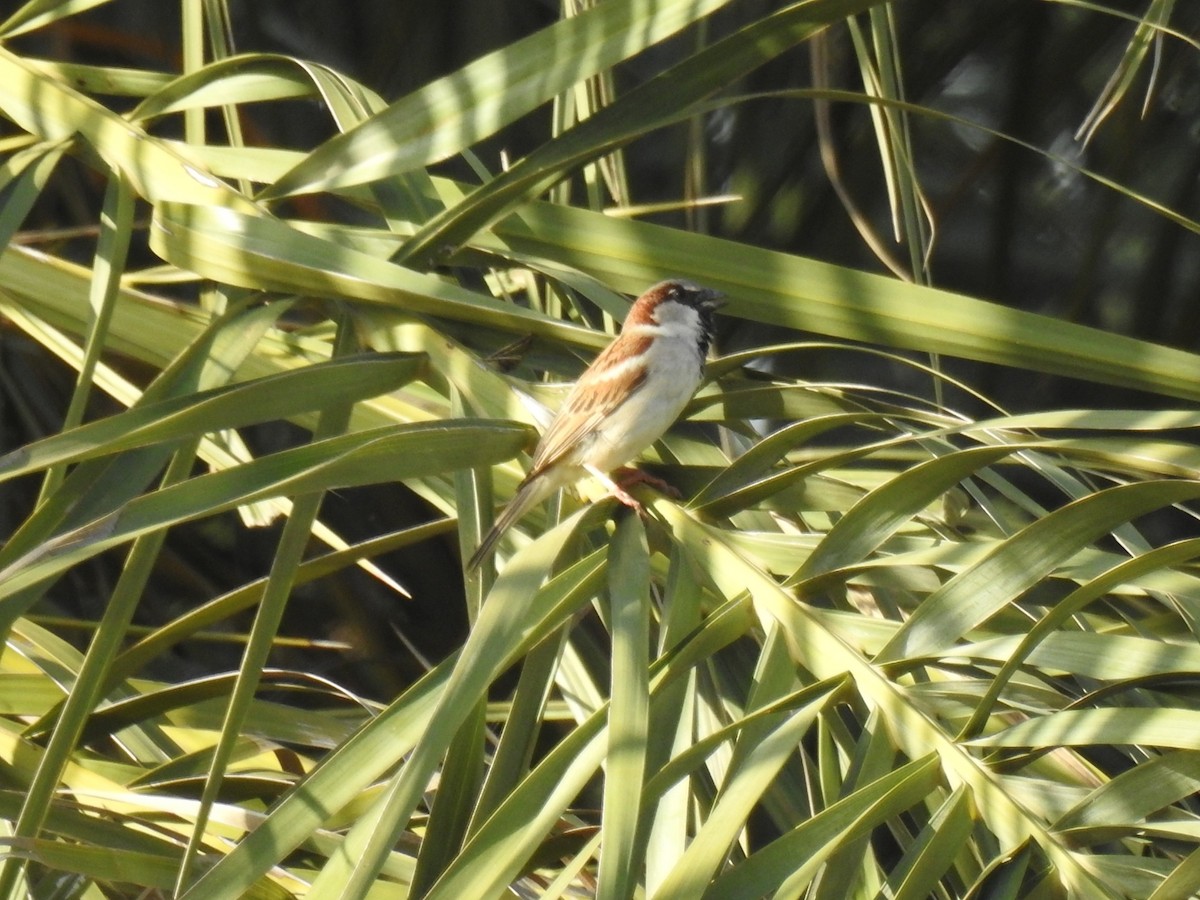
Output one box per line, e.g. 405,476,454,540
466,476,553,571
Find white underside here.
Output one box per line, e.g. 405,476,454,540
575,329,702,472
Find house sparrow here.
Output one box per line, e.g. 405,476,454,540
467,279,723,570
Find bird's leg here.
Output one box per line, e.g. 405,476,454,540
585,464,643,511
584,465,681,513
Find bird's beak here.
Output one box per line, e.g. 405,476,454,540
701,289,727,310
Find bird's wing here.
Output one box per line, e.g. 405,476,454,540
526,350,649,479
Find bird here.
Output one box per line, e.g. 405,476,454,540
467,279,724,570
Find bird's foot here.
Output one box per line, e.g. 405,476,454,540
613,467,682,507
584,465,680,516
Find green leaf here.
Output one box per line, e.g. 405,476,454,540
149,201,603,347
0,0,116,37
178,657,457,899
651,682,843,896
0,46,252,208
887,787,975,900
0,421,533,602
702,756,941,898
261,0,738,197
426,591,756,900
0,353,425,481
496,201,1200,402
971,709,1200,752
305,540,605,898
0,143,66,248
389,0,891,266
597,515,651,900
877,480,1200,663
1056,751,1200,832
